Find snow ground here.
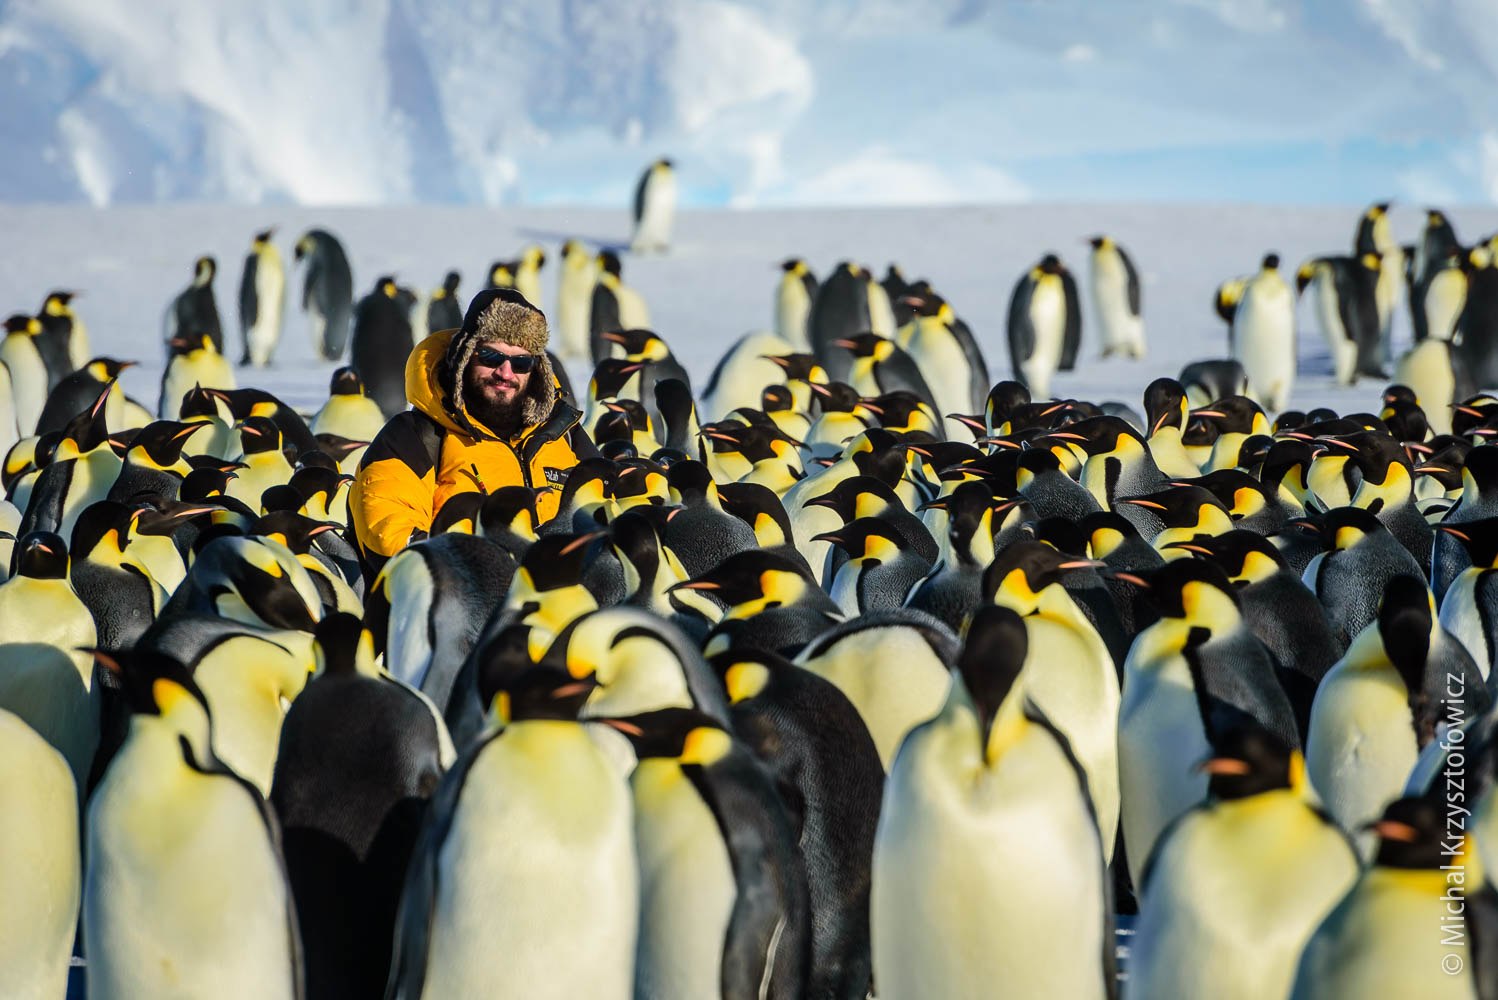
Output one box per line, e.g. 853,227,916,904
3,201,1498,421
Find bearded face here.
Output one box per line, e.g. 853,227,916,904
463,341,532,436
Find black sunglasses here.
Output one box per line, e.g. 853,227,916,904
472,346,537,373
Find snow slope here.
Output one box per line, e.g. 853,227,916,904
4,0,1498,207
3,201,1496,420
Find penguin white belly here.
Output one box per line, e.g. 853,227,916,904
247,258,285,367
58,449,123,542
1,341,47,437
775,278,813,351
1023,282,1065,400
129,534,188,596
0,708,79,1000
702,331,797,420
67,318,91,372
828,560,864,617
1305,664,1419,840
421,722,636,999
193,640,308,794
1439,570,1491,679
161,355,236,419
1119,651,1210,882
1310,272,1357,385
311,395,386,441
1290,869,1473,999
1091,255,1144,358
796,626,952,769
0,362,18,458
1233,287,1295,411
1374,245,1404,336
557,265,598,361
617,285,651,330
85,747,297,1000
516,269,544,311
1130,792,1359,1000
906,325,975,440
1147,426,1202,479
1426,268,1466,343
0,643,99,791
1022,616,1120,852
871,710,1108,1000
633,173,677,252
1395,339,1455,436
226,455,293,509
632,759,735,1000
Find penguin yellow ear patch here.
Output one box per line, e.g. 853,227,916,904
723,661,769,703
680,727,732,766
152,677,192,715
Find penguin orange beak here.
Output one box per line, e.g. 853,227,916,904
603,401,627,413
1196,756,1252,776
558,531,605,556
670,580,721,592
1110,571,1150,588
1437,526,1471,541
948,413,985,431
1190,409,1226,421
1164,542,1214,556
602,332,627,344
977,437,1022,450
1120,499,1168,511
810,532,845,546
831,339,859,351
172,423,204,441
1367,819,1420,843
1057,559,1105,571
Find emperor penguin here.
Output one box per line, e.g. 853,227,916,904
1006,253,1080,399
896,292,989,439
1290,796,1479,999
631,157,677,253
294,228,355,361
1305,574,1487,839
1396,338,1457,436
164,255,224,355
1296,254,1384,384
1088,234,1145,359
311,366,387,441
159,332,236,419
0,706,79,1000
871,605,1116,1000
617,707,811,1000
1436,517,1498,679
1,314,49,436
590,251,651,365
36,290,90,383
227,415,298,510
351,276,415,420
809,263,873,384
514,244,546,307
1128,718,1359,1000
775,257,818,350
1117,558,1300,884
0,532,99,793
238,228,285,367
556,239,598,361
1231,253,1296,411
83,649,303,1000
1354,201,1405,354
36,356,132,436
386,662,637,999
426,270,463,334
271,614,454,1000
21,390,123,543
1416,249,1468,343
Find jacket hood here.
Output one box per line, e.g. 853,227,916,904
405,327,560,440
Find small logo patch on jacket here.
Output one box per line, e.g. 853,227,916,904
542,466,570,487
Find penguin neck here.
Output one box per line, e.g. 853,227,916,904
125,704,213,781
1351,462,1413,510
579,640,694,721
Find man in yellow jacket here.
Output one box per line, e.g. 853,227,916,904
350,288,595,569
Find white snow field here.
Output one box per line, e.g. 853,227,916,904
3,202,1497,420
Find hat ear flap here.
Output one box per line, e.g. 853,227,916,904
521,351,558,428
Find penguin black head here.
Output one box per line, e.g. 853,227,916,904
1377,574,1434,689
762,352,825,383
484,649,598,726
3,314,40,336
1110,557,1239,621
89,647,209,719
1198,714,1300,801
252,228,275,244
986,381,1033,425
520,532,606,592
329,367,365,396
251,511,340,554
808,380,862,415
958,605,1029,743
760,384,794,414
608,507,665,570
981,540,1098,604
237,416,283,456
650,446,690,466
1368,796,1448,870
1118,485,1229,530
259,484,305,515
813,515,909,562
666,460,716,503
830,333,890,359
803,475,901,521
602,398,653,434
598,250,623,277
1191,396,1267,436
605,708,732,765
479,486,539,541
610,458,668,503
864,391,935,431
193,256,216,283
780,258,804,273
599,328,661,358
57,385,113,458
1318,505,1389,552
590,358,648,399
312,611,370,676
1036,254,1063,275
43,290,78,311
1079,509,1151,561
16,531,69,579
1437,517,1498,570
84,357,135,382
1143,378,1189,435
129,420,204,469
181,467,238,501
670,549,816,610
440,270,462,296
1024,517,1089,559
488,260,517,287
70,500,137,559
1087,235,1108,250
1261,253,1280,271
1168,528,1287,584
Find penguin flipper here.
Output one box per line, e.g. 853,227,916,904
1006,278,1037,378
1121,246,1142,317
632,168,649,227
1059,269,1083,372
950,316,991,414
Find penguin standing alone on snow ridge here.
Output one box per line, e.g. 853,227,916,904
352,277,415,420
295,228,355,361
631,157,677,253
1007,253,1081,400
1230,253,1296,411
164,255,224,356
1088,235,1144,359
238,228,285,367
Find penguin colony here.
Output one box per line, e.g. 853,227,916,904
10,190,1498,1000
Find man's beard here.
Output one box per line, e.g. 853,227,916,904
465,376,525,436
